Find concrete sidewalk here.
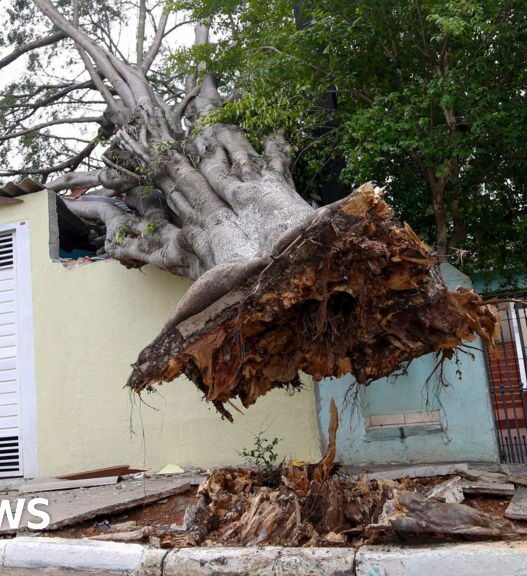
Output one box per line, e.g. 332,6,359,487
1,537,527,575
0,569,124,575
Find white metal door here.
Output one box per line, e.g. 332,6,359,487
0,231,23,476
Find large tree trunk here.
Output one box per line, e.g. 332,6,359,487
30,0,498,420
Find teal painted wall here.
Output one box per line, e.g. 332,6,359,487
316,264,500,465
472,273,527,296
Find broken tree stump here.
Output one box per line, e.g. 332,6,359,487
128,183,498,419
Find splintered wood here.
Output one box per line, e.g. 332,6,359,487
177,403,524,547
128,183,498,419
187,468,525,547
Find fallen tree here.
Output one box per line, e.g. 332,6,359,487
2,1,498,417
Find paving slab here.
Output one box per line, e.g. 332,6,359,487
506,485,527,521
19,476,119,494
342,462,469,481
0,475,204,534
508,472,527,488
462,481,515,497
356,542,527,576
462,470,509,483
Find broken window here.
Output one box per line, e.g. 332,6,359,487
0,178,104,262
54,196,101,260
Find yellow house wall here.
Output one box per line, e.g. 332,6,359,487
2,191,321,477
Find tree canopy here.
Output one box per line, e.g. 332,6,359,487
2,0,525,281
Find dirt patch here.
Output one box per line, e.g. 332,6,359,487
466,495,512,518
52,488,198,541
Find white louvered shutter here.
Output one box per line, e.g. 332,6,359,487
0,232,23,476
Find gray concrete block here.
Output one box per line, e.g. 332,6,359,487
134,548,169,576
3,537,145,572
360,462,469,481
356,542,527,576
163,546,355,575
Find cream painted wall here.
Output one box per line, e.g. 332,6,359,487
1,191,321,477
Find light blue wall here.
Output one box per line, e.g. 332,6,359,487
316,264,500,465
472,273,527,295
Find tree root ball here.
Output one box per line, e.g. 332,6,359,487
128,183,498,420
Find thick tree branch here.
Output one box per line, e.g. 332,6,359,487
76,46,117,110
70,0,116,111
141,11,169,73
0,116,103,142
66,196,200,276
0,31,66,70
136,0,147,66
46,167,138,193
449,196,467,251
46,171,102,192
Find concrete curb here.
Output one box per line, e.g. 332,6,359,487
356,542,527,576
1,538,527,575
1,537,145,572
160,546,355,575
0,538,355,575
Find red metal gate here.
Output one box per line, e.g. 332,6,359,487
486,301,527,463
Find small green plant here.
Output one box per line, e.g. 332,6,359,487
142,221,158,237
114,225,129,246
239,432,281,471
154,140,173,153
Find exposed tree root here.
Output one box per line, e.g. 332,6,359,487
186,409,523,547
193,468,525,546
128,183,498,419
185,466,522,547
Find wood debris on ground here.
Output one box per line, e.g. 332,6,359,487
174,405,526,546
40,461,527,548
32,409,527,548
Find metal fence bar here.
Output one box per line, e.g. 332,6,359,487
515,304,527,387
503,306,523,463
